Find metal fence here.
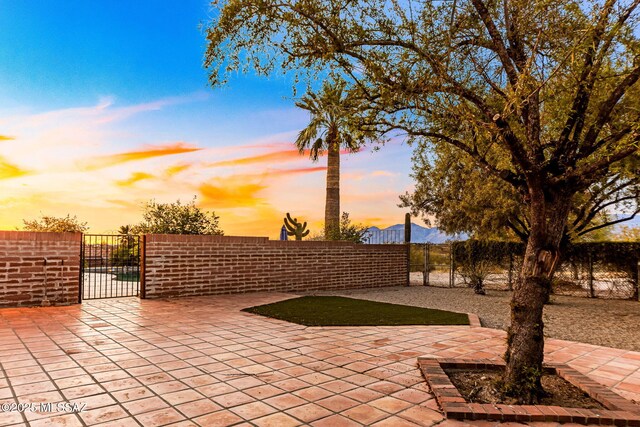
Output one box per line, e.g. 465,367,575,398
409,243,639,300
362,229,404,244
408,243,455,287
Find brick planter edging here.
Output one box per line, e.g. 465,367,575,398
418,357,640,425
467,313,481,327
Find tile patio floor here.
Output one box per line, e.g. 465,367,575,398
0,292,638,427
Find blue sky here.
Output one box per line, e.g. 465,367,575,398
0,1,415,236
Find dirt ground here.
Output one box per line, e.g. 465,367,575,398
320,286,640,352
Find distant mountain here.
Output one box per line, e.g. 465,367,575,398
365,223,467,244
365,216,639,243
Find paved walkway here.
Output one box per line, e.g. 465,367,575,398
0,293,638,427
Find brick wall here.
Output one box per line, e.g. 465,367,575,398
0,231,81,307
143,235,408,299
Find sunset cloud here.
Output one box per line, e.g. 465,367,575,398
262,166,327,178
80,142,202,170
201,166,326,188
0,157,30,180
115,172,155,187
0,93,411,237
207,148,358,168
164,164,192,177
199,181,267,208
208,149,305,168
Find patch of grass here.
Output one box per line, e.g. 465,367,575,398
113,272,139,282
242,296,469,326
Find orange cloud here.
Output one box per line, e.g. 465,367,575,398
80,142,201,170
267,166,327,177
164,163,192,177
199,180,267,208
208,149,305,167
242,141,292,150
0,135,15,141
206,143,364,167
0,157,30,180
115,172,154,187
208,147,360,168
198,166,327,234
219,204,289,238
206,167,326,183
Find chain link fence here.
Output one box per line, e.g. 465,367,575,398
409,241,640,300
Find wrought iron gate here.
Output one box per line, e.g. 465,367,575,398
80,234,141,300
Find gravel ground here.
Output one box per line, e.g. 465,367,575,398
315,286,640,352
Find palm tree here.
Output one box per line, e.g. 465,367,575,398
117,225,134,244
295,80,365,239
115,225,139,269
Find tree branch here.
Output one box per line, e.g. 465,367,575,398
470,0,519,86
558,0,617,153
559,141,639,189
582,61,640,148
577,209,640,236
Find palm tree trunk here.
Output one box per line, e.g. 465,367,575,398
325,138,340,240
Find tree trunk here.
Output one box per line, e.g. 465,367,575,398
631,262,639,301
503,184,571,403
325,138,340,239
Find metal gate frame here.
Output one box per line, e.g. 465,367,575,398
408,243,456,287
80,234,142,300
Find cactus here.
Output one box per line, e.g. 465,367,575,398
404,212,411,243
284,213,310,241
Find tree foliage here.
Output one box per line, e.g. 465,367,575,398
22,214,89,233
453,240,522,294
309,212,370,242
401,144,639,242
110,225,139,267
295,79,369,162
132,198,223,235
614,225,640,241
333,212,370,243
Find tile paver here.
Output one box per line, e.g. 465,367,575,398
0,292,639,426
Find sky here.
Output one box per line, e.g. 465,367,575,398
0,1,416,238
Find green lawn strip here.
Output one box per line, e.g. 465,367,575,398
242,296,469,326
113,272,139,282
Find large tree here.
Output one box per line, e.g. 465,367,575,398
295,80,368,239
132,198,223,235
205,0,640,402
23,214,89,233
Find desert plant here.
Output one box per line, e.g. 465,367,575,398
404,213,411,243
284,213,310,240
453,240,522,295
